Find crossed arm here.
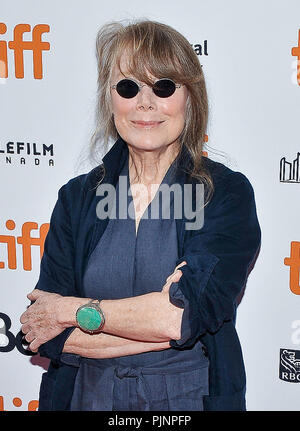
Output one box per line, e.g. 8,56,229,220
20,167,261,362
20,262,186,359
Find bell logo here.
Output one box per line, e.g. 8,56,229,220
0,23,50,79
284,241,300,294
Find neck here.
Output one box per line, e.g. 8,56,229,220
128,142,180,186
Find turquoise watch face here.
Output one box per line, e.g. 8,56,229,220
76,305,103,332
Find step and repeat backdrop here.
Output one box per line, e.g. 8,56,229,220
0,0,299,411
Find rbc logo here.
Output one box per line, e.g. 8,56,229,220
0,23,50,79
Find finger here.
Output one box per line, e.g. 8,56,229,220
165,274,173,283
170,270,183,283
21,323,31,334
161,279,172,292
24,331,36,343
165,261,187,282
170,268,183,279
162,274,180,292
175,261,187,271
162,270,184,293
20,311,29,324
166,269,180,282
29,338,40,353
27,289,42,301
166,270,183,285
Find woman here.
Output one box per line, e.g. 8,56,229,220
20,20,261,411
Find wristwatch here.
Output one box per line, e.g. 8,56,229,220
76,299,105,334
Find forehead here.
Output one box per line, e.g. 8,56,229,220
111,52,156,82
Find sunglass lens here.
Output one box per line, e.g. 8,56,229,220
153,79,176,98
116,79,139,98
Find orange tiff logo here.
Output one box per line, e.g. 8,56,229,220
292,29,300,86
0,23,50,79
0,395,38,411
284,241,300,294
0,220,49,271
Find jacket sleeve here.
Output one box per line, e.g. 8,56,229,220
35,180,80,364
170,171,261,349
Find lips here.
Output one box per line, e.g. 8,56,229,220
131,120,164,128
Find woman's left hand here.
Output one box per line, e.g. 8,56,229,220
20,289,66,353
161,261,186,292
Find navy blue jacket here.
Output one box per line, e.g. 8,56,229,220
36,138,261,411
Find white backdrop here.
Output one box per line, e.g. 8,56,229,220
0,0,299,411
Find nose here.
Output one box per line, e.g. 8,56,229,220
136,85,156,111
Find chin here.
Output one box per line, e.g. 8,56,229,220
121,134,162,150
128,141,169,152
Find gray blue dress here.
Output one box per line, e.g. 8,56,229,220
66,155,209,411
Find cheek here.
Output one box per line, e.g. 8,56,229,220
111,94,133,117
165,106,187,132
111,98,135,139
160,95,188,121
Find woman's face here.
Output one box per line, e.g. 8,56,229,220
110,54,189,154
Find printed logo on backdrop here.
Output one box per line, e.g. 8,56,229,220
279,349,300,382
0,22,50,81
0,396,38,411
191,40,208,57
0,220,49,271
0,312,33,355
0,312,39,410
0,140,55,167
284,241,300,294
280,152,300,183
291,29,300,86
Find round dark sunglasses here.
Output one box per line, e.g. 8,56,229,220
111,78,182,99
